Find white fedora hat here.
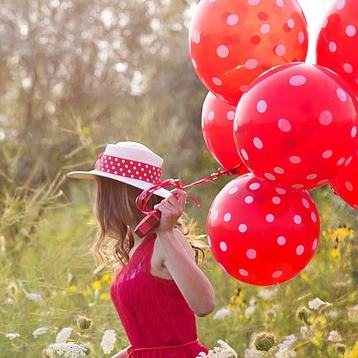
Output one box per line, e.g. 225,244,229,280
67,141,171,198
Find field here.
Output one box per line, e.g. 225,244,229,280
1,178,358,358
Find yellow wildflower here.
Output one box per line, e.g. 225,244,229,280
344,340,358,358
300,272,309,282
100,292,111,300
69,285,78,292
92,280,102,290
83,287,92,297
102,273,112,283
330,248,340,260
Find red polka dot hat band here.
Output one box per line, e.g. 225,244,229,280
67,141,171,198
94,153,163,184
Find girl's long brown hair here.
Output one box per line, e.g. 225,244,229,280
92,177,206,273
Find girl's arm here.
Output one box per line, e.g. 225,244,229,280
154,189,215,317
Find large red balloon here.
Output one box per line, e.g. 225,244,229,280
207,174,320,286
189,0,308,106
234,62,358,191
331,155,358,211
316,0,358,97
201,92,248,172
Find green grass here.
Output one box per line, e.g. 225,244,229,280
1,180,358,358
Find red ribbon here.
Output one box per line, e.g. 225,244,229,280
136,165,242,214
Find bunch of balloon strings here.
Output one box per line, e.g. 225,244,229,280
134,165,242,238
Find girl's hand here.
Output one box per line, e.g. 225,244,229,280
154,188,186,233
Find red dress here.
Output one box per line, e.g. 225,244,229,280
110,234,208,358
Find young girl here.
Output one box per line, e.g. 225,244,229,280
67,141,215,358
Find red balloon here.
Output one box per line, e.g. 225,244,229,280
206,174,320,286
189,0,308,106
234,62,358,191
331,155,358,211
202,92,249,172
316,0,358,97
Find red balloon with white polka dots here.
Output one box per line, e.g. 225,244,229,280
201,91,248,172
316,0,358,97
234,62,358,191
330,155,358,211
189,0,308,106
206,173,320,286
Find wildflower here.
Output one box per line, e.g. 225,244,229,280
56,327,73,343
92,280,102,290
100,329,117,354
296,307,311,324
101,273,112,283
258,288,278,299
213,307,232,320
7,282,18,297
33,326,50,338
277,334,297,353
245,306,255,315
264,309,277,325
217,340,238,358
334,343,346,355
348,304,358,323
326,309,339,320
77,316,93,334
300,272,309,282
327,330,343,342
49,342,87,358
299,326,312,340
26,292,43,302
254,332,275,352
5,333,20,340
197,342,237,358
245,298,257,315
244,348,264,358
100,292,111,300
308,297,332,312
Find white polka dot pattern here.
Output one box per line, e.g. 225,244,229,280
331,154,358,211
316,0,358,99
189,0,308,105
94,154,162,183
207,174,320,286
201,91,245,170
234,63,358,191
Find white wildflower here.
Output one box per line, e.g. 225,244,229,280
5,333,20,340
245,306,256,315
249,297,257,307
217,340,238,358
33,326,50,338
348,304,358,323
100,329,117,354
258,288,278,299
275,350,297,358
277,334,297,353
26,292,43,302
197,341,237,358
49,342,87,358
56,327,73,343
244,348,264,358
327,330,343,342
213,307,232,320
299,326,312,340
326,310,339,320
308,297,332,312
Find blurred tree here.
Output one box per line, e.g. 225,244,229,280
0,0,209,191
